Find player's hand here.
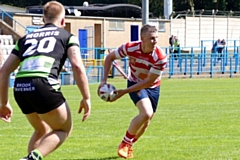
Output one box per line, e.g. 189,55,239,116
109,89,126,102
0,103,13,123
97,81,106,96
78,99,91,122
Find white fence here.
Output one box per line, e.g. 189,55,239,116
0,35,15,66
171,16,240,50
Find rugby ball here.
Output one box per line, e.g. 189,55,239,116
98,84,117,101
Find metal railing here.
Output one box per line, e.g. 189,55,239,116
59,45,240,85
8,45,240,87
0,8,30,33
104,46,240,79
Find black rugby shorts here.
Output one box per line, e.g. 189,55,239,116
14,77,65,114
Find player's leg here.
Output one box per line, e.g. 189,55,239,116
118,81,160,158
25,112,50,152
15,78,72,159
35,101,72,157
132,86,160,143
132,113,154,142
118,98,153,158
118,84,160,158
127,97,153,137
22,102,72,160
124,119,152,159
118,81,151,158
126,81,154,136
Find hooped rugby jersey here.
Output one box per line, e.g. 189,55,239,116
115,41,167,88
11,23,79,80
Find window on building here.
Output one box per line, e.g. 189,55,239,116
109,20,125,31
158,22,165,32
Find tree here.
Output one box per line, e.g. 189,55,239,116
3,0,240,17
189,0,195,15
226,0,240,11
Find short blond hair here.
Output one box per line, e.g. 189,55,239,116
140,24,157,36
43,1,65,22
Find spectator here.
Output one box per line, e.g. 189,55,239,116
211,39,221,53
169,35,174,53
173,36,180,59
218,39,226,53
211,39,226,61
217,39,226,60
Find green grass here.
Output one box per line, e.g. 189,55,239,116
1,77,240,160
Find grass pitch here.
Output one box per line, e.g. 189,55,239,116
1,77,240,160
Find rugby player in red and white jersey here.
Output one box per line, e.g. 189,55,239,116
98,24,167,159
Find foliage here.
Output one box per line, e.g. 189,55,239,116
2,0,240,18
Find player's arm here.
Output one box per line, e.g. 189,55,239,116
101,45,128,84
67,46,90,99
67,35,90,100
101,50,117,84
0,54,19,105
67,43,91,122
124,72,159,93
0,54,20,122
109,72,159,102
111,56,167,102
124,56,167,93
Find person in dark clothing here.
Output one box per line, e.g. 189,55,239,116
169,35,174,53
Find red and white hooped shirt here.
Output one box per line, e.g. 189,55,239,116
115,41,167,88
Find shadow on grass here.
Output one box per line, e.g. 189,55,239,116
63,156,119,160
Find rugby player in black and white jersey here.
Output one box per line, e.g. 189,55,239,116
0,1,91,160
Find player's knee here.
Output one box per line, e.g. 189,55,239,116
58,121,73,137
35,130,48,137
141,112,153,121
34,123,51,135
